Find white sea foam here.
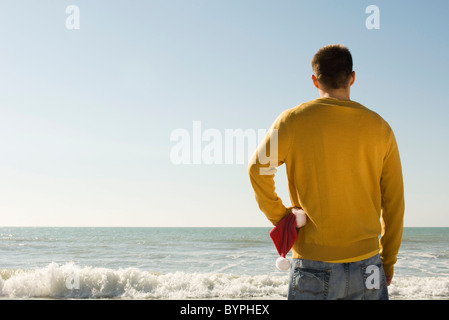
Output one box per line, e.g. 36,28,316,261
388,276,449,300
1,262,448,300
0,262,287,299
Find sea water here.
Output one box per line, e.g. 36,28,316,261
0,227,447,299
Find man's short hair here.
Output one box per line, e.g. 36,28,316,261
312,44,353,89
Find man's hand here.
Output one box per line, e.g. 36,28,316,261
386,275,393,286
291,207,307,228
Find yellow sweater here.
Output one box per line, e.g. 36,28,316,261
248,97,404,276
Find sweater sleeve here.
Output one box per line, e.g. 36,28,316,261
248,111,293,225
379,126,405,277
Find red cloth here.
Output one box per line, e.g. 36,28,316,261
269,212,298,258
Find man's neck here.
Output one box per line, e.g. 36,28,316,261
318,89,351,101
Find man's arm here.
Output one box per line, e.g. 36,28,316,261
379,126,405,281
248,111,293,225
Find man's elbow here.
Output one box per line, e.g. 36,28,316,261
248,161,259,178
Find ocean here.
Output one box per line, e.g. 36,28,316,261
0,227,448,300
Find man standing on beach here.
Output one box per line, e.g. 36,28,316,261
248,44,405,300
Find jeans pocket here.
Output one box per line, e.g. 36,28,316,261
361,261,389,300
289,266,330,300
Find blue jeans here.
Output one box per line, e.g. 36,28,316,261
288,254,388,300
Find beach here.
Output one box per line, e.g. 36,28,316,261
0,227,448,300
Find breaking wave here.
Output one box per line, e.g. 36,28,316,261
0,262,287,299
1,262,448,299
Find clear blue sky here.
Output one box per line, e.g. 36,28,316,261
0,0,448,227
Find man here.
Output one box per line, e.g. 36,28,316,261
248,44,404,300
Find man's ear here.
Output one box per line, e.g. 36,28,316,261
349,71,355,86
312,74,320,89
